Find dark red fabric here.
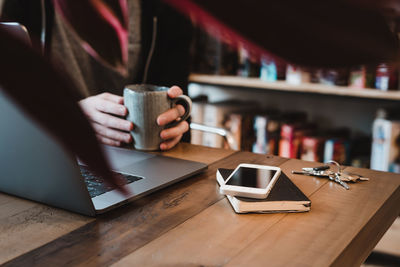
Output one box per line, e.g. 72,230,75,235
52,0,129,74
0,27,127,194
164,0,398,67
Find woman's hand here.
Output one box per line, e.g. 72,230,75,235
157,86,190,150
79,86,190,150
79,92,133,146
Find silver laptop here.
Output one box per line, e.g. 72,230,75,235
0,86,207,216
0,22,207,216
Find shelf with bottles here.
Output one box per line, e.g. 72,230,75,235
189,28,400,172
189,73,400,101
190,31,400,101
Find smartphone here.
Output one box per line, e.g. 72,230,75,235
219,163,281,199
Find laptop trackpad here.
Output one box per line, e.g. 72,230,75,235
119,155,203,180
102,145,155,169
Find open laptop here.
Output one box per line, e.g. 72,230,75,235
0,24,207,216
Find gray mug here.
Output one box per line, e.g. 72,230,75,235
123,84,192,151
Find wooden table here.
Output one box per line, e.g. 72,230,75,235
1,143,399,267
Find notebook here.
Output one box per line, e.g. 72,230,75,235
217,168,311,214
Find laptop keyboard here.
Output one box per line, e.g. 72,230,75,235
79,165,143,198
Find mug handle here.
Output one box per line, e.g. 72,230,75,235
168,95,192,128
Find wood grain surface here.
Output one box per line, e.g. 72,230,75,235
0,194,92,264
2,146,400,267
112,160,400,267
153,142,235,165
0,143,233,266
111,159,330,267
4,152,287,266
225,166,400,267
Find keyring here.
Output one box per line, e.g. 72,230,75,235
325,160,341,174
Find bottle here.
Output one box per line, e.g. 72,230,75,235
375,63,398,91
259,57,277,82
286,65,310,85
237,46,250,77
348,65,366,88
237,46,259,77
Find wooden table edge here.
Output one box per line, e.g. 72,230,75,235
331,185,400,267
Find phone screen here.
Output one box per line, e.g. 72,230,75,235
226,167,277,188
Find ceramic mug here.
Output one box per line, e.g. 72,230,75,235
123,84,192,151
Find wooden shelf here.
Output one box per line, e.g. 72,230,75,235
189,74,400,101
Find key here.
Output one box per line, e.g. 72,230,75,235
341,171,370,182
331,173,350,190
292,170,330,177
302,165,330,172
293,169,350,189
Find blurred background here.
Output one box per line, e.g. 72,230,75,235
0,0,399,265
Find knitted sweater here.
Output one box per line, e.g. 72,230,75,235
1,0,193,98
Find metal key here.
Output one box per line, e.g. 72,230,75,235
330,173,350,190
292,170,331,177
324,160,350,189
292,169,350,190
302,165,330,172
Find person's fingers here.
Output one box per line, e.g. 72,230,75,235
95,98,128,116
99,170,130,196
167,85,183,98
107,172,130,196
160,135,182,150
160,121,189,140
96,134,121,147
99,92,124,104
88,111,133,131
157,104,185,126
92,123,132,143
